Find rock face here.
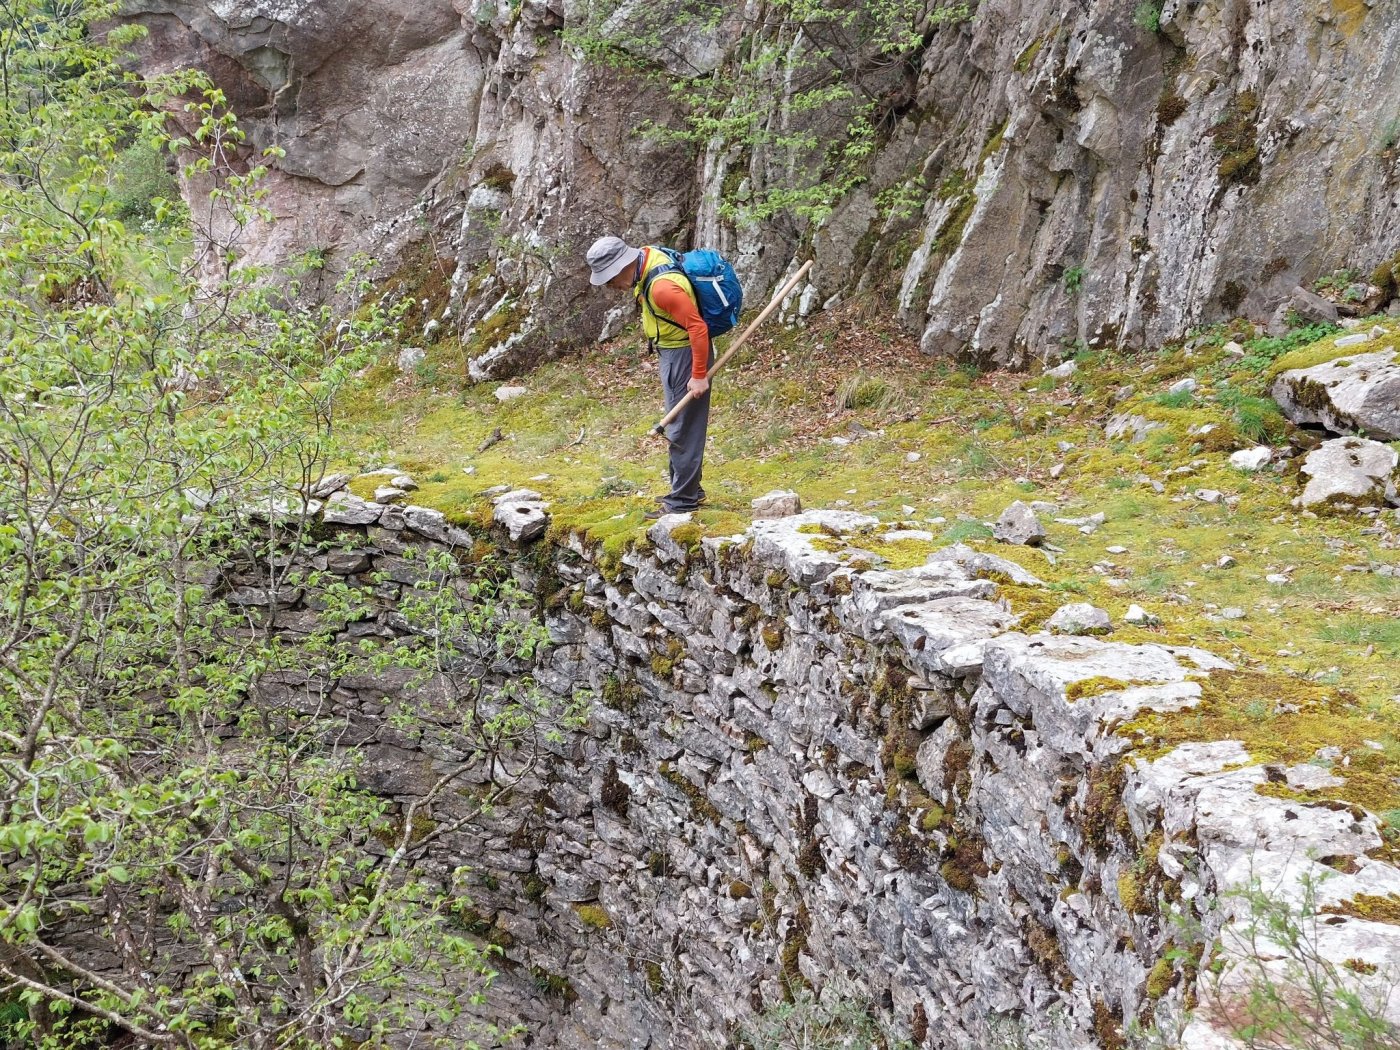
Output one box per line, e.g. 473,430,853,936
221,503,1400,1048
1273,347,1400,441
121,2,1400,375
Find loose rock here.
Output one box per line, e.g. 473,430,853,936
1045,602,1112,636
1229,447,1273,472
1296,437,1400,509
751,490,802,519
993,501,1045,546
1272,348,1400,441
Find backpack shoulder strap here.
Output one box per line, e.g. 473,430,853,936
639,248,690,333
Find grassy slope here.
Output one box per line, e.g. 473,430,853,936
335,304,1400,827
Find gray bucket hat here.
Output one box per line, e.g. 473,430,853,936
586,235,639,286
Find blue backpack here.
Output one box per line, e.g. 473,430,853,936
642,246,744,337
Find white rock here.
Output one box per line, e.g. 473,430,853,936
309,473,351,498
491,489,550,543
1272,349,1400,440
390,475,418,491
751,490,802,519
1195,489,1224,503
1105,412,1162,443
1045,602,1112,636
906,451,922,463
396,347,425,372
1217,555,1237,568
322,492,382,526
1335,332,1372,348
495,385,529,402
1105,545,1127,555
1297,437,1400,509
993,501,1045,546
1046,360,1077,378
1223,340,1245,356
373,486,407,504
1266,573,1290,585
1124,604,1160,627
1230,446,1274,471
1168,377,1198,395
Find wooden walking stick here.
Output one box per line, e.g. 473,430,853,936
650,259,815,439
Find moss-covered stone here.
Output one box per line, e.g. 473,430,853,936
572,902,613,930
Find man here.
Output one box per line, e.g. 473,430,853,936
586,235,712,518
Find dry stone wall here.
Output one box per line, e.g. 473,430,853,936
260,494,1400,1048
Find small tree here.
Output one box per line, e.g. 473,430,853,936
0,4,569,1046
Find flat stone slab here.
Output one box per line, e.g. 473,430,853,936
1296,437,1399,509
748,510,879,585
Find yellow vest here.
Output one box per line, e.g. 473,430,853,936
633,247,698,349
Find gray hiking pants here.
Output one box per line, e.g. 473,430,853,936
658,344,714,513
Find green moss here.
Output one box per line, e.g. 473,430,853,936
530,966,577,1001
1124,670,1400,817
601,673,643,713
522,874,547,903
645,961,665,993
659,762,721,824
572,902,613,929
934,173,977,257
1211,90,1261,187
779,901,813,999
939,834,989,894
1013,35,1045,73
650,635,687,680
1082,762,1128,855
668,523,706,556
1027,920,1073,991
920,802,946,832
1065,676,1148,703
1324,894,1400,925
1117,871,1153,916
371,810,436,848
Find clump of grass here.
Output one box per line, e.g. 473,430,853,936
837,374,899,413
942,520,993,544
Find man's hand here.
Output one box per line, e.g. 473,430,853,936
687,376,710,398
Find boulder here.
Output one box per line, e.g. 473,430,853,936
1296,438,1399,509
751,490,802,519
1229,447,1273,472
491,489,551,543
322,493,383,526
1272,348,1400,440
992,501,1045,546
1105,413,1162,443
1045,603,1112,636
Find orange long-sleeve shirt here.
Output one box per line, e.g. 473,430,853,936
647,275,712,379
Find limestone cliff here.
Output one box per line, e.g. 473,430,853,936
122,0,1400,374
